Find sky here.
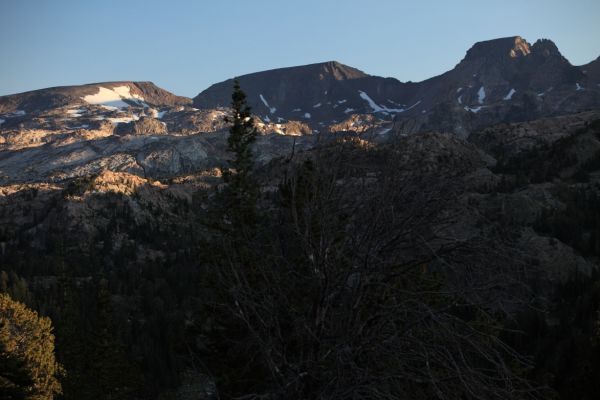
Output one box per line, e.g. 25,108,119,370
1,0,599,97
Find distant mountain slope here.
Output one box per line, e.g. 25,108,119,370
582,56,600,85
0,81,191,114
1,35,599,139
394,36,598,135
193,61,415,125
194,36,600,136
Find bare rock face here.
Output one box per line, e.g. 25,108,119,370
116,116,168,135
161,108,229,134
254,119,314,136
326,114,387,134
391,132,488,176
86,170,167,195
469,110,600,159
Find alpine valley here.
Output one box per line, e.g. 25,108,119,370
2,36,600,400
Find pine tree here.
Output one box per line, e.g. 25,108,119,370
220,79,259,232
200,81,266,398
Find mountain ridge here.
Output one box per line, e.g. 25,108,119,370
193,35,600,136
2,35,600,138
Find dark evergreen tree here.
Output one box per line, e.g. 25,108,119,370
219,79,259,232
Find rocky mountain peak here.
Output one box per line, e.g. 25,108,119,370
317,61,369,80
510,36,532,57
531,39,562,58
460,36,531,64
238,61,368,82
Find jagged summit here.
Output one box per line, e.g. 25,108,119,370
460,36,531,64
458,36,568,66
531,39,562,58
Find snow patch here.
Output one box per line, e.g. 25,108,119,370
358,90,413,113
537,87,553,97
304,113,311,119
457,95,463,104
358,90,389,112
401,100,421,112
67,108,85,117
0,119,4,125
378,128,391,135
456,87,463,93
82,86,145,109
313,103,322,108
101,105,120,111
344,108,355,114
576,83,584,91
2,110,26,118
107,114,140,124
503,88,516,100
358,90,420,113
157,111,167,119
292,108,302,112
464,106,483,113
259,94,276,114
477,86,486,104
337,99,347,104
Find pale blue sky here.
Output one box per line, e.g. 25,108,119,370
1,0,599,97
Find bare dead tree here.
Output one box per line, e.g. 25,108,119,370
200,137,544,400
